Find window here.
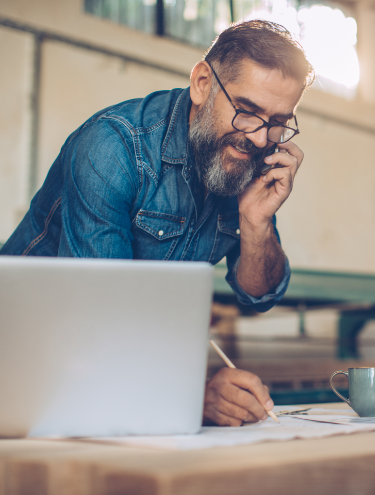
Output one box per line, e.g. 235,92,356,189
84,0,359,98
240,0,359,99
84,0,232,45
164,0,231,47
84,0,156,35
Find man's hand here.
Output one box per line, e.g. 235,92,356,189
203,368,274,426
236,140,303,297
239,140,304,228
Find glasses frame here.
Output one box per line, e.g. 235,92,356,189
209,65,300,144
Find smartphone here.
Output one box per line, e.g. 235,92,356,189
253,143,278,178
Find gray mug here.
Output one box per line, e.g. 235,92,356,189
330,367,375,417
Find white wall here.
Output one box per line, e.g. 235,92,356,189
0,0,201,75
0,0,197,242
357,3,375,105
277,100,375,273
0,27,32,240
37,41,189,186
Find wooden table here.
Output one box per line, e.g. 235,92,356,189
1,403,374,495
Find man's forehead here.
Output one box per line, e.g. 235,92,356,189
227,61,303,117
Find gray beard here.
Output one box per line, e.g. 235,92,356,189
188,95,267,197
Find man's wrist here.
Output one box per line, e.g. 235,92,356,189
239,214,274,242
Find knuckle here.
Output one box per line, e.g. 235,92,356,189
209,368,231,387
217,414,240,427
245,413,257,423
205,380,220,397
228,417,243,427
217,396,232,411
249,374,262,388
237,407,250,421
244,394,258,412
216,382,233,400
218,367,231,379
208,410,226,426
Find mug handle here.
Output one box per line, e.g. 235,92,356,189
330,371,350,405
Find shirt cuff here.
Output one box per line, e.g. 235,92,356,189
226,256,291,312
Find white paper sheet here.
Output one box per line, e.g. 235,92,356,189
292,409,375,426
85,406,375,451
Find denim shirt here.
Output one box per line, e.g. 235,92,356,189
0,87,290,311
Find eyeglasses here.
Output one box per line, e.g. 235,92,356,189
209,65,300,144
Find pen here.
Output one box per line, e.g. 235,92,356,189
209,340,279,424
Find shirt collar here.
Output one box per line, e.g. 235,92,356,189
161,87,192,165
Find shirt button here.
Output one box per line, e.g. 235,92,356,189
236,229,240,235
158,230,164,236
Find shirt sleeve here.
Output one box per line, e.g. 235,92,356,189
57,118,139,258
224,216,291,312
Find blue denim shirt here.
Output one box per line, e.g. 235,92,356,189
0,87,290,311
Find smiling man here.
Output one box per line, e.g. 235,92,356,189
0,20,314,426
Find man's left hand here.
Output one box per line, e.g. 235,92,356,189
236,140,303,298
238,140,303,229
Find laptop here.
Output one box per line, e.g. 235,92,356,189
0,256,213,437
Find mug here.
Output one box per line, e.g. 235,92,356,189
330,367,375,417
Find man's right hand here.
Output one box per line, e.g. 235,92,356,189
203,368,274,426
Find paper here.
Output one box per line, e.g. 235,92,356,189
85,406,375,451
291,407,375,426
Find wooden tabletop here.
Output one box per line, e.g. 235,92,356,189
1,403,374,495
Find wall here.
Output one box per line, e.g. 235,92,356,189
37,41,189,186
0,26,32,238
0,0,201,73
357,3,375,105
0,0,196,242
276,88,375,273
1,0,375,276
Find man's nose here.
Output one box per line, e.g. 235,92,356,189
245,127,268,148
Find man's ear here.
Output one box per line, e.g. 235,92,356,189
190,61,212,107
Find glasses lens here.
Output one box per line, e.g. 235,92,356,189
233,113,297,143
268,126,296,143
233,113,265,133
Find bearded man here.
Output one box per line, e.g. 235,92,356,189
1,20,314,426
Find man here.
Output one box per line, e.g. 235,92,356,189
1,20,314,426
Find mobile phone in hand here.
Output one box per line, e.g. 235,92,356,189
252,143,278,178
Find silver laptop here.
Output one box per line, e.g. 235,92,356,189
0,256,213,437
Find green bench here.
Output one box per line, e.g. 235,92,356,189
214,263,375,359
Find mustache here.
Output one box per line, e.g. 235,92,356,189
219,133,261,154
219,133,270,171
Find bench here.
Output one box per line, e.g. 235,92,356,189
214,262,375,359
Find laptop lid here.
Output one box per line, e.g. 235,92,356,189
0,256,213,437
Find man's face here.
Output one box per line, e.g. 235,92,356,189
189,60,303,196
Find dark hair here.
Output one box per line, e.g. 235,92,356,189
204,20,315,89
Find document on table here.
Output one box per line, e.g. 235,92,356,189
291,408,375,426
86,406,375,451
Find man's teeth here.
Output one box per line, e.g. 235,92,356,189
234,146,249,153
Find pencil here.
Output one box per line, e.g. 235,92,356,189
209,340,279,424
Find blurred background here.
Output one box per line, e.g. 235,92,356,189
1,0,375,403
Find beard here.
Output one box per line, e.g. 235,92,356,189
189,93,269,197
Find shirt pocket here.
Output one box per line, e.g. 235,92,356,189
132,210,186,260
209,212,240,264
